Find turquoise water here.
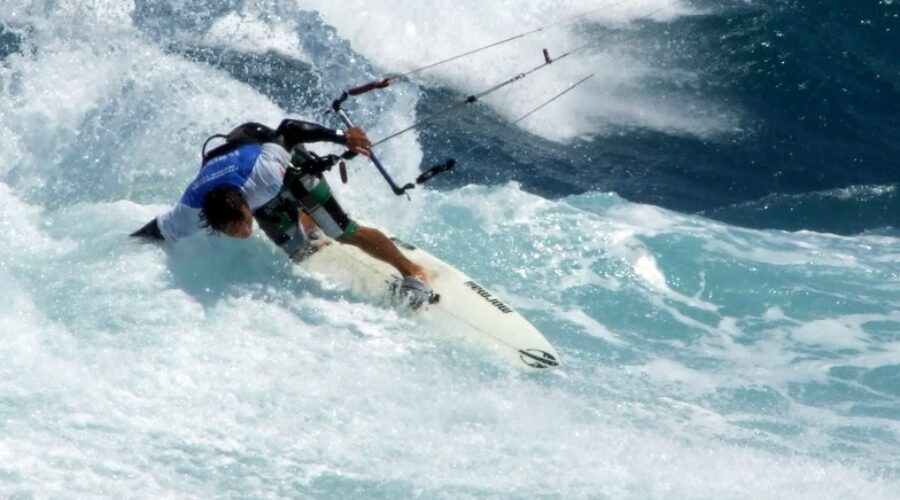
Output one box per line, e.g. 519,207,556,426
1,1,898,498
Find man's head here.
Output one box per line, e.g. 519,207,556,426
200,185,253,238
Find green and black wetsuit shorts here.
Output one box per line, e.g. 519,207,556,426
254,166,358,259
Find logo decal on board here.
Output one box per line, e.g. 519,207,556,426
463,280,513,314
519,349,559,369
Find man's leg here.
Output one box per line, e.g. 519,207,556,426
287,173,429,281
254,196,317,259
344,225,430,282
298,211,317,234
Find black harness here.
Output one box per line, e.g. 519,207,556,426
201,122,277,164
201,122,342,177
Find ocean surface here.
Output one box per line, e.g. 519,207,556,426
1,0,899,498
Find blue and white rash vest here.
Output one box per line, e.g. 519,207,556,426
156,142,291,241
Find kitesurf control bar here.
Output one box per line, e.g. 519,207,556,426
332,93,458,197
331,53,590,196
332,97,415,196
345,78,392,97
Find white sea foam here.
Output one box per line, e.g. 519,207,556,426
204,11,309,61
2,165,899,500
296,0,733,141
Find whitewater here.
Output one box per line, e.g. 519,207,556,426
1,1,898,498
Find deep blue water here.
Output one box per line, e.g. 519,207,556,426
419,0,900,234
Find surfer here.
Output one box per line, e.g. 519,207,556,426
130,119,433,306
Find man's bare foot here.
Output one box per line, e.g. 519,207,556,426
407,263,431,284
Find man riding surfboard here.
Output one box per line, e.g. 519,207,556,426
131,119,435,308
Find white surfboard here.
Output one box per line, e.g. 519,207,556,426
296,236,560,370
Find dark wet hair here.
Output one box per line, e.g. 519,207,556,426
200,185,247,234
